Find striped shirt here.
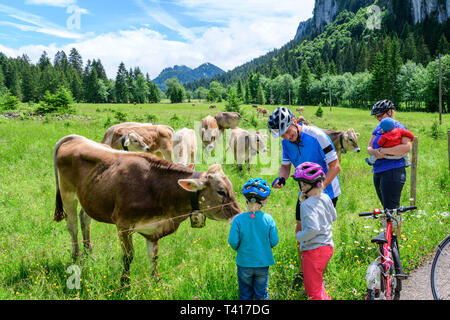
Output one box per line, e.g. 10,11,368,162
281,125,341,200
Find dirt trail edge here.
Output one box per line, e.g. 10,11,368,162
400,253,435,300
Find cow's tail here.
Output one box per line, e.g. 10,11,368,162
53,134,79,222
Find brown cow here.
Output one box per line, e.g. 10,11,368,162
296,116,310,126
296,107,305,114
209,105,216,109
53,134,241,285
102,123,173,161
256,107,268,117
214,112,241,132
200,116,219,154
227,128,268,171
323,128,361,161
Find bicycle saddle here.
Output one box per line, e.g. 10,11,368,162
371,231,388,244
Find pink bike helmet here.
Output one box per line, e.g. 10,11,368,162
292,162,325,187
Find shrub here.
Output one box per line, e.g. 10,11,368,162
0,91,20,111
430,120,444,139
225,87,242,115
114,111,128,123
35,87,75,115
315,103,324,117
146,113,159,123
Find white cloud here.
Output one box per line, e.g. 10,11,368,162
25,0,77,7
0,3,86,39
1,1,315,80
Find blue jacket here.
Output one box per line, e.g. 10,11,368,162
228,211,279,268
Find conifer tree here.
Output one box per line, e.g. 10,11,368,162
68,48,83,75
298,61,311,105
115,62,129,103
256,83,265,105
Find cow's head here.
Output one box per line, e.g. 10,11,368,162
122,130,150,152
249,131,268,154
201,127,219,152
178,164,241,222
343,128,360,153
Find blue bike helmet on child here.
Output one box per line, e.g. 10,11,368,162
242,178,271,203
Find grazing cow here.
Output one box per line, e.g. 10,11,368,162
53,134,241,285
102,123,174,161
173,128,197,166
252,105,258,109
209,105,216,109
200,116,219,154
227,128,268,171
214,112,241,133
296,107,305,114
323,128,361,161
256,107,268,117
296,116,310,126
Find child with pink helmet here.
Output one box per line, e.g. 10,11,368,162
292,162,337,300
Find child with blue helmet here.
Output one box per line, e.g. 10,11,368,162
228,178,279,300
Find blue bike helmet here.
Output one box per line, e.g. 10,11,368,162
242,178,271,203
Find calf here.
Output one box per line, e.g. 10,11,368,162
102,123,174,161
323,128,361,161
228,128,268,171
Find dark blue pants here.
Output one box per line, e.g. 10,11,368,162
237,266,269,300
373,167,406,210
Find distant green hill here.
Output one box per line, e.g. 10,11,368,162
152,63,224,91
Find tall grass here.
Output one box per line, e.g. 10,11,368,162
0,101,448,300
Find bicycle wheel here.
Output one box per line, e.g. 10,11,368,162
431,235,450,300
366,263,400,300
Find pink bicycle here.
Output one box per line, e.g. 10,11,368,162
359,206,417,300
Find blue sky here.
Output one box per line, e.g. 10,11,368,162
0,0,315,79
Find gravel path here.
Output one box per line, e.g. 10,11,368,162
400,253,435,300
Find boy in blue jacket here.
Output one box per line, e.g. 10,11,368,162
228,178,279,300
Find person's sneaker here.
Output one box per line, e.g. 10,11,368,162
365,158,374,166
293,273,304,288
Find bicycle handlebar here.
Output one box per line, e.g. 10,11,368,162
358,206,417,217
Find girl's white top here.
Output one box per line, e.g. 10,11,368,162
296,193,337,251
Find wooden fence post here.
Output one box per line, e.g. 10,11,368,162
410,136,419,206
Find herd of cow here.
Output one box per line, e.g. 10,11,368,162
52,108,361,285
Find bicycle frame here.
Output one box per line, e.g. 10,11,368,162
381,219,394,299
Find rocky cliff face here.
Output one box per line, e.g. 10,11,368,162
409,0,449,24
313,0,339,30
294,0,449,41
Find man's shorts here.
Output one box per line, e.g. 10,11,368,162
296,196,338,221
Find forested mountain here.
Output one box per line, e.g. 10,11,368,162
152,63,224,91
185,0,449,91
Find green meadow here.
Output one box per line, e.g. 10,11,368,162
0,101,448,300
